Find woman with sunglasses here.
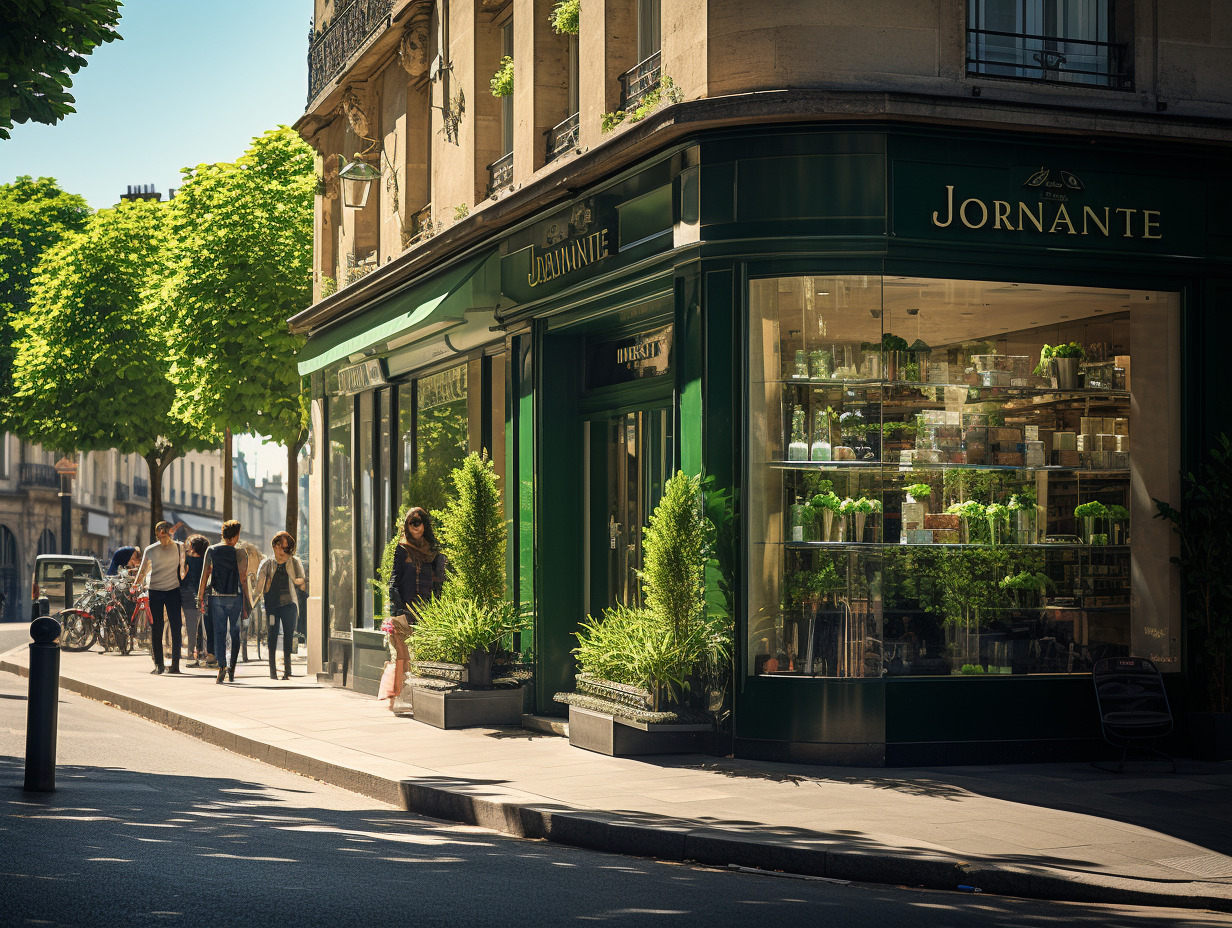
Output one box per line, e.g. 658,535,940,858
382,507,446,709
254,532,307,680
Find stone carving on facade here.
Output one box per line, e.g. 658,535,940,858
340,85,373,141
319,158,340,201
398,1,432,79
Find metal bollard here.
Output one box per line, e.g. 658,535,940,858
24,615,62,792
62,566,75,610
37,596,50,619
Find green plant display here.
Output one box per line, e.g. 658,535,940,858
985,502,1009,545
1074,501,1109,521
1154,434,1232,713
881,332,910,352
435,451,506,607
1108,504,1130,522
489,56,514,97
409,595,520,664
453,203,469,221
904,483,932,500
959,664,987,675
1033,341,1086,376
550,0,580,34
999,570,1054,607
600,76,684,131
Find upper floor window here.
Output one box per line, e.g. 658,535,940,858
968,0,1132,89
637,0,661,62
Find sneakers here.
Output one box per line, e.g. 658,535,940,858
227,667,235,683
187,660,200,668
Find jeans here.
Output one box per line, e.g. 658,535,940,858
267,602,298,675
183,604,203,658
148,589,183,670
209,594,243,669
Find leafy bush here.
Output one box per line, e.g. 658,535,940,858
490,56,514,97
410,594,520,664
600,76,683,132
435,451,505,607
550,0,579,34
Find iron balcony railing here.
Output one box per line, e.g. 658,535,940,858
488,152,514,197
19,463,58,489
546,112,580,163
619,51,661,111
967,28,1131,89
307,0,395,103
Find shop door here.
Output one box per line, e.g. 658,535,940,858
587,407,673,614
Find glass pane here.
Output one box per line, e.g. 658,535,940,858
407,363,469,517
358,392,375,628
327,394,354,637
748,274,1179,679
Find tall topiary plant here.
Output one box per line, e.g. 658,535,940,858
434,450,505,607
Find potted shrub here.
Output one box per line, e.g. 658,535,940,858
406,452,529,728
555,471,731,755
1108,504,1130,545
1074,501,1109,544
809,490,843,542
1034,341,1086,389
1154,434,1232,759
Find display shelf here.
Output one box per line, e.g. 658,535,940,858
783,540,1128,551
777,379,1129,401
771,460,1130,476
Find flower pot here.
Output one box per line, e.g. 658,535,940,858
1050,357,1080,390
463,647,494,689
854,512,868,542
823,510,835,543
1082,516,1095,544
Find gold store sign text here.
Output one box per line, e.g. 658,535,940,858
931,185,1161,240
527,229,611,288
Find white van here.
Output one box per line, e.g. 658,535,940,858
32,555,102,616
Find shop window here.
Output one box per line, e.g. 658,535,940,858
399,362,469,520
358,392,376,628
747,274,1178,679
327,394,355,637
967,0,1131,89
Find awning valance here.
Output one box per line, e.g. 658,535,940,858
297,250,498,376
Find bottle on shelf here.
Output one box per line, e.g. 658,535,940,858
810,408,831,462
809,350,830,380
793,350,808,380
788,407,809,461
789,495,806,542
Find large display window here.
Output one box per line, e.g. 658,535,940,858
748,274,1180,679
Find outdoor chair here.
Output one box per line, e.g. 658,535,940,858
1091,656,1175,773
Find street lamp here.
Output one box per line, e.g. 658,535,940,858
338,156,381,209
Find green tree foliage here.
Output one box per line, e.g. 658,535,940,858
0,176,90,428
642,471,709,639
8,198,211,538
435,451,505,607
0,0,122,139
162,126,314,528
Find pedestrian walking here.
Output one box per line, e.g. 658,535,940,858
254,532,306,680
180,535,209,667
198,520,251,684
133,522,186,675
381,507,446,710
106,545,140,576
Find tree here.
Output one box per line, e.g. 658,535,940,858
163,127,314,531
0,0,122,140
434,451,505,607
0,176,91,429
8,198,214,541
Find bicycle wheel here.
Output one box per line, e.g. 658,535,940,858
115,619,132,656
56,609,98,652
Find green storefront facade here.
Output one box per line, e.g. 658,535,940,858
301,122,1231,765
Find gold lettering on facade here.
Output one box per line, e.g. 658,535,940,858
929,186,1162,241
960,198,988,229
1048,203,1077,235
527,229,611,287
1018,201,1044,232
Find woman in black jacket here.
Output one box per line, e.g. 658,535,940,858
383,507,446,709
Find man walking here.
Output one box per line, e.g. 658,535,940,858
198,520,250,684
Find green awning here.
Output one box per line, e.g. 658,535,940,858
297,251,496,376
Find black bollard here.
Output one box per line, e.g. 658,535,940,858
37,596,50,619
25,615,61,792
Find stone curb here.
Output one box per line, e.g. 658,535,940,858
4,658,1229,914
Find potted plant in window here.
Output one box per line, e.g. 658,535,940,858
1034,341,1086,390
555,471,731,755
1154,434,1232,760
1108,504,1130,545
406,452,529,729
1074,501,1109,545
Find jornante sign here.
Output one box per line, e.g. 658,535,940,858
501,197,618,303
586,325,673,390
892,148,1204,257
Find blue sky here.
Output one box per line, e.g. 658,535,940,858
0,0,311,210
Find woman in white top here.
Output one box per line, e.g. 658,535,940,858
254,531,306,680
133,520,185,675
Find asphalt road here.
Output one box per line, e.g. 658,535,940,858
0,656,1226,927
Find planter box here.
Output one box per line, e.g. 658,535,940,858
1187,712,1232,761
410,684,524,729
568,705,712,757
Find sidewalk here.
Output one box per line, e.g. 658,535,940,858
4,643,1232,913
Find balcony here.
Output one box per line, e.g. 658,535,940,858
133,477,149,499
488,152,514,197
19,463,58,489
114,481,130,501
967,28,1131,89
546,113,580,164
619,51,661,112
402,203,436,249
307,0,395,103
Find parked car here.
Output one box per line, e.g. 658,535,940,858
31,554,102,617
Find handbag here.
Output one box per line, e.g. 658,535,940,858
377,661,398,700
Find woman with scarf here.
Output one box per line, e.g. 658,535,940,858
381,506,446,710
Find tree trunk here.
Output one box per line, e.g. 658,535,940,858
223,428,233,520
143,444,178,544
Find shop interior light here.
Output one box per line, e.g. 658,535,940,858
338,156,381,209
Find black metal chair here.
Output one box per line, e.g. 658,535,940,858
1091,656,1175,773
